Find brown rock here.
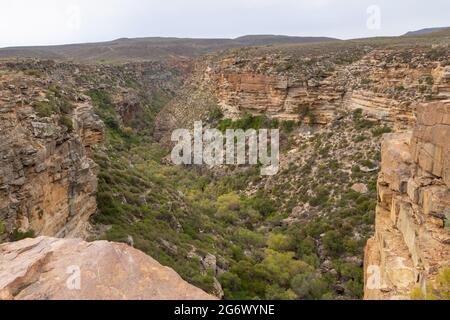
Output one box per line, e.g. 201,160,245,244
351,183,368,194
380,132,412,193
0,237,216,300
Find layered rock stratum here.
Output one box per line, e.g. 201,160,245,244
0,67,104,239
155,44,450,141
0,236,215,300
364,101,450,299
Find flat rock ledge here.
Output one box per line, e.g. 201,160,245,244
0,236,216,300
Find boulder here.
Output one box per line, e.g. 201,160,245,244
0,237,216,300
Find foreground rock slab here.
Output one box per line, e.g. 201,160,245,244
0,237,215,300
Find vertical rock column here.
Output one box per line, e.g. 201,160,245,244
364,101,450,300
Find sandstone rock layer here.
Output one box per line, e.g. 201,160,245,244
0,70,104,239
364,100,450,300
0,236,215,300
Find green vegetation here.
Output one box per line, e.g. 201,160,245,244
11,229,35,241
372,126,392,137
91,90,361,299
352,108,376,130
298,105,316,124
59,115,74,132
217,113,280,132
411,268,450,300
0,220,5,236
33,88,75,119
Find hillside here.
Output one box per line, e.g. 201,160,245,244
0,35,337,63
404,27,450,37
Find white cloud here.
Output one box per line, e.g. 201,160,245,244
0,0,448,47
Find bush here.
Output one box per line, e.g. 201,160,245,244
34,101,56,117
247,193,275,217
291,272,330,300
353,108,376,129
0,220,5,236
59,115,74,132
11,229,35,241
208,106,224,122
323,230,345,257
217,113,279,132
372,126,392,137
281,121,296,133
411,268,450,300
265,285,296,300
267,234,294,252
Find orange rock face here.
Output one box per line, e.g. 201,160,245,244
364,101,450,300
0,237,216,300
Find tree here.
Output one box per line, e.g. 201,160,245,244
291,272,330,300
261,249,310,286
267,233,293,252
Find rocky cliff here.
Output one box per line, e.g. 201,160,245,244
364,101,450,299
0,236,215,300
0,66,104,240
155,43,449,141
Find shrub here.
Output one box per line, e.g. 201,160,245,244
24,69,42,77
411,268,450,300
0,220,5,235
372,126,392,137
11,229,35,241
265,285,296,300
323,230,345,257
291,272,330,300
34,101,56,117
281,121,296,133
59,115,74,132
208,106,224,122
267,234,294,252
247,193,276,217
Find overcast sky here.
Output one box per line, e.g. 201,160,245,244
0,0,448,48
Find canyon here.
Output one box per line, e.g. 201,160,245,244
0,31,449,300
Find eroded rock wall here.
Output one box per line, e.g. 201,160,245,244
0,70,104,239
364,101,450,300
155,46,449,141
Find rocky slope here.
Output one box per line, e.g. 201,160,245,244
0,236,215,300
364,101,450,299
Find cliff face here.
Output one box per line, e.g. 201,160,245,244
0,59,186,240
207,55,342,123
0,236,215,300
364,101,450,299
155,45,449,141
0,68,104,239
208,49,449,128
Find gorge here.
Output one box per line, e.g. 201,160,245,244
0,31,449,300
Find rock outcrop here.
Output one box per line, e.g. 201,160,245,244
364,100,450,300
0,68,104,239
0,236,215,300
